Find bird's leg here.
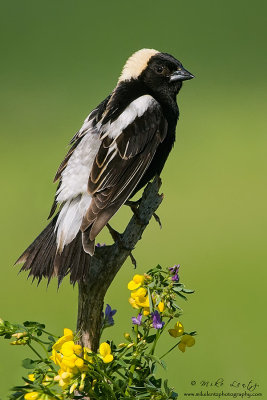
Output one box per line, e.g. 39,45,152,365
125,199,162,229
106,223,137,269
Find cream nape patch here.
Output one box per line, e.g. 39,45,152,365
118,48,159,83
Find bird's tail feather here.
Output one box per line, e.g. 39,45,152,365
15,214,90,285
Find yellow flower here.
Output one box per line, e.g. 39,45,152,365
50,349,62,366
84,347,94,364
178,334,195,352
158,301,165,312
99,342,113,363
75,357,84,368
54,370,72,390
143,307,150,316
168,321,184,338
61,353,78,369
53,328,74,351
60,340,81,357
61,341,75,356
24,393,40,400
128,297,139,309
131,287,147,299
28,374,35,382
135,295,149,308
127,274,144,290
129,287,150,311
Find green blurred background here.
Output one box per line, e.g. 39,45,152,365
0,0,266,398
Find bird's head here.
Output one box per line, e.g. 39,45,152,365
118,48,194,98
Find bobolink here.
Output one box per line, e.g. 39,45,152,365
16,49,194,283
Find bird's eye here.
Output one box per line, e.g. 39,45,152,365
156,66,164,74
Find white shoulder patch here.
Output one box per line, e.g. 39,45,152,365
118,48,159,83
101,95,157,140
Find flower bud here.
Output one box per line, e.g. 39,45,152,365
123,332,131,341
61,372,71,379
127,343,134,349
118,343,127,348
144,273,152,280
70,382,78,394
12,331,27,339
10,339,27,346
24,392,40,400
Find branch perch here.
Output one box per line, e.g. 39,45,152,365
77,176,163,351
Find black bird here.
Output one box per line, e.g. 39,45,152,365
16,49,194,283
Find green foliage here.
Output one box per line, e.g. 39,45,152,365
0,264,195,399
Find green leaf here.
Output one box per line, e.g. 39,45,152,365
4,333,12,339
146,334,156,343
172,286,183,293
148,355,166,369
9,392,25,400
115,359,128,368
182,288,195,294
147,376,162,389
147,288,154,314
172,303,183,310
177,292,188,301
22,358,38,369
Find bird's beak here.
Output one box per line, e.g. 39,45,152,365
170,67,195,82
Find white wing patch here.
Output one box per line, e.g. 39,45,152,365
100,95,157,140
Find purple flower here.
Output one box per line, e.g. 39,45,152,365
132,313,142,326
169,264,180,282
102,304,117,328
151,311,165,329
96,243,106,248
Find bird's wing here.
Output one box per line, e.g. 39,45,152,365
81,95,168,242
53,96,111,183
